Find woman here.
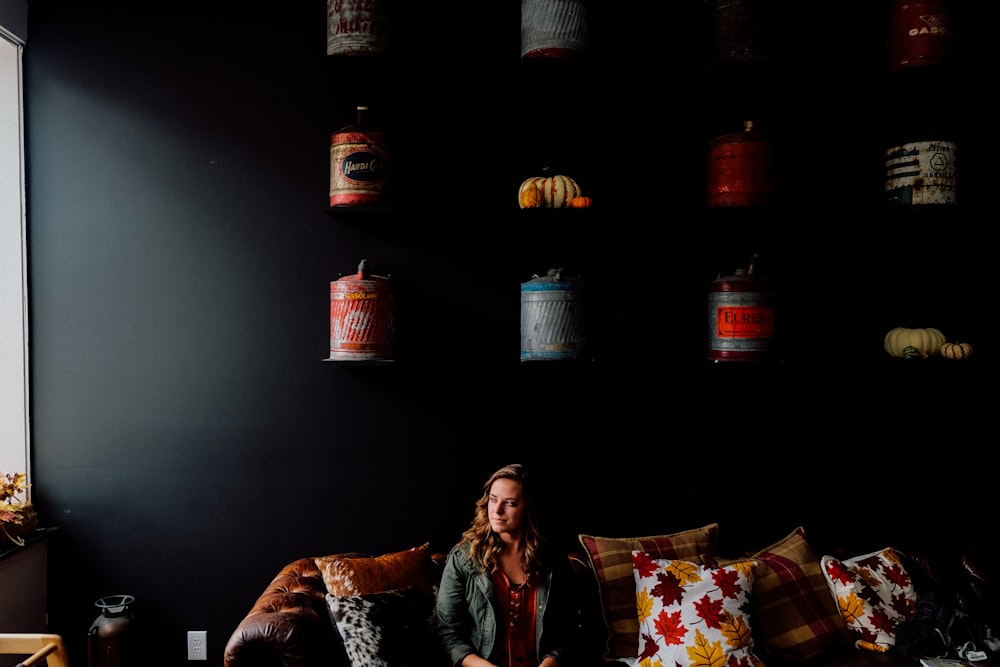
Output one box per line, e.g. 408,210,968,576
436,463,580,667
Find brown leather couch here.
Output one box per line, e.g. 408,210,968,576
224,556,343,667
222,546,947,667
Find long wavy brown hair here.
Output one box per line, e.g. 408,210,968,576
459,463,545,584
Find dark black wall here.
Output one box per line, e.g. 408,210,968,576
23,2,993,666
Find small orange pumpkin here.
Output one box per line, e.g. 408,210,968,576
570,195,593,209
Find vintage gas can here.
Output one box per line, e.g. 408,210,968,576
707,0,769,67
707,255,776,362
328,259,394,361
330,106,389,207
884,138,957,207
520,267,588,361
706,120,774,208
327,0,388,57
888,0,955,73
521,0,588,59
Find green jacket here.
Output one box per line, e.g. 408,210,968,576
436,541,580,667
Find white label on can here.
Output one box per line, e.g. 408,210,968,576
330,141,388,198
885,140,957,205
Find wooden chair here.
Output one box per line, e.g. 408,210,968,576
0,634,69,667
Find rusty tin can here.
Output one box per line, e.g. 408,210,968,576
329,259,394,361
884,139,957,206
327,0,388,57
707,255,775,362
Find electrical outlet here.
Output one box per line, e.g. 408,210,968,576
187,630,207,661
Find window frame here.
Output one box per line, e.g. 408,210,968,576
0,23,31,498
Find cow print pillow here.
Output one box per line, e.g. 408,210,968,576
326,587,441,667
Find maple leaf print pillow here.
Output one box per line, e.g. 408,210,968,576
820,547,919,652
625,550,763,667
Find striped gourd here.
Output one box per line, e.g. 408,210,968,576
940,342,973,360
519,175,581,209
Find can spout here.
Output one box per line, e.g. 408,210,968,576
745,253,760,279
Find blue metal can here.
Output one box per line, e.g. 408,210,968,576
520,268,588,362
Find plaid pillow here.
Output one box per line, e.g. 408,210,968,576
579,524,718,660
750,527,853,663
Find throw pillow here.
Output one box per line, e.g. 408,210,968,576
579,523,719,659
315,542,434,598
821,547,919,652
627,551,762,667
748,527,853,663
326,587,442,667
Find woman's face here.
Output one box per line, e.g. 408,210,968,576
487,477,526,539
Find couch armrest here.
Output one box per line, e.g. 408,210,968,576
224,558,340,667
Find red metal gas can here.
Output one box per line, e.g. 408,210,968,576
328,259,394,361
888,0,955,72
330,106,389,207
706,120,774,208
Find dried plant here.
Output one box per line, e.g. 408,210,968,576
0,470,30,546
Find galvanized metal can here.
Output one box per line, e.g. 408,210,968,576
521,0,588,59
888,0,955,72
707,0,768,67
706,120,774,208
520,268,588,362
884,139,957,206
327,0,388,57
707,256,775,362
330,107,389,207
329,259,394,361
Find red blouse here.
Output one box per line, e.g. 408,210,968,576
492,569,539,667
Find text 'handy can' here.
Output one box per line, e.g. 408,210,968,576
330,106,389,207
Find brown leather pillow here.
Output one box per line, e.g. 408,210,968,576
315,542,434,598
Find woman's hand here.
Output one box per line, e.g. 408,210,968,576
460,654,497,667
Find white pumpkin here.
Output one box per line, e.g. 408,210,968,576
519,175,581,209
884,327,946,358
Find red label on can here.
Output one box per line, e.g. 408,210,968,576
715,306,774,338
